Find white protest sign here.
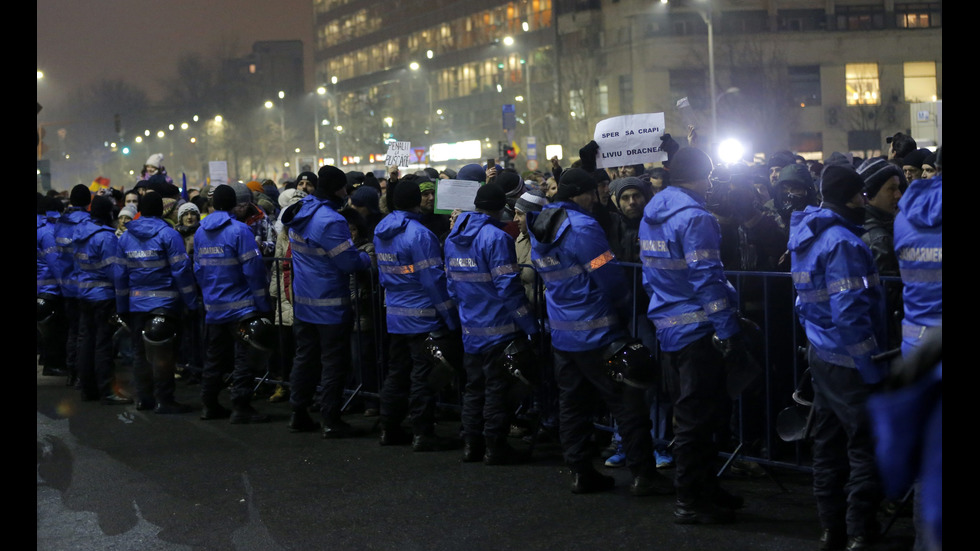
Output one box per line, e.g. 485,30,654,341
593,113,667,169
434,179,482,214
384,141,411,167
208,161,229,186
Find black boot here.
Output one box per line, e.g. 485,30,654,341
200,393,231,420
289,409,320,433
484,436,531,465
379,418,412,446
571,468,615,494
230,401,270,424
461,435,486,462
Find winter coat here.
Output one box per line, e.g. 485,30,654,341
117,216,198,314
788,206,888,384
445,211,537,354
373,210,457,335
193,210,271,324
638,186,740,352
894,174,942,354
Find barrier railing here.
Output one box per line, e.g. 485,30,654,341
229,257,901,473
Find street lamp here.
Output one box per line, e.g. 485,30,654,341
409,61,434,138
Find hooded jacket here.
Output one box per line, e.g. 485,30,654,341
638,186,740,352
444,211,537,354
50,209,90,298
373,210,457,334
281,195,370,325
788,205,888,383
72,218,125,305
193,210,271,324
527,201,628,352
117,216,198,314
894,173,942,353
37,213,60,296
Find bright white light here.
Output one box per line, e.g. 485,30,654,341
503,36,514,46
156,130,165,138
278,91,285,99
317,86,327,95
135,137,143,144
409,61,420,71
264,100,274,109
37,71,44,80
181,122,189,130
192,115,199,122
331,76,338,84
168,124,175,131
545,145,563,161
522,22,529,32
426,50,433,59
214,115,223,123
717,138,745,165
496,84,502,93
436,109,443,115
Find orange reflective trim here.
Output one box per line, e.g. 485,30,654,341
589,250,614,271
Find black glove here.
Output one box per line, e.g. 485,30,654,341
660,133,681,162
579,140,599,173
716,335,763,400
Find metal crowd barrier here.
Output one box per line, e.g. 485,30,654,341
228,257,901,475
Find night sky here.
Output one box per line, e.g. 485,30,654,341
37,0,315,106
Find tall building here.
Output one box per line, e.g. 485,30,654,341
312,0,941,168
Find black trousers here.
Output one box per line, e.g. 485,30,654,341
461,339,517,440
130,311,179,405
663,334,730,504
380,333,436,436
76,299,117,398
809,348,882,538
290,320,352,426
202,322,253,405
554,346,655,477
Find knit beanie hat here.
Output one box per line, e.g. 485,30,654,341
177,202,200,221
456,163,486,183
212,184,238,212
515,189,547,213
419,181,436,194
393,180,422,210
495,171,526,198
316,165,347,198
609,177,647,203
553,168,597,202
119,205,137,220
668,147,714,184
351,186,381,212
296,171,317,190
90,196,115,226
474,183,506,211
820,166,865,207
856,158,903,198
140,192,164,217
69,184,91,207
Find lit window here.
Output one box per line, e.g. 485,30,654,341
904,62,937,102
845,63,879,106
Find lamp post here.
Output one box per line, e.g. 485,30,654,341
409,61,434,139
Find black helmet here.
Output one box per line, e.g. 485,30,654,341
37,296,57,324
500,338,538,387
143,314,178,345
603,340,659,389
238,317,276,352
425,329,463,391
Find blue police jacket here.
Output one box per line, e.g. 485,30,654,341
527,201,628,352
638,186,740,352
117,216,198,314
72,218,125,304
445,211,538,354
37,213,60,296
894,174,942,354
280,195,371,325
193,210,271,324
788,206,888,384
51,209,90,298
374,210,458,335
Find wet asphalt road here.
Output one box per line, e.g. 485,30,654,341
37,363,915,551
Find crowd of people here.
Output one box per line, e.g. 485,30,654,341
37,132,941,550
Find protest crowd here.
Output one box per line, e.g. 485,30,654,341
37,126,941,551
